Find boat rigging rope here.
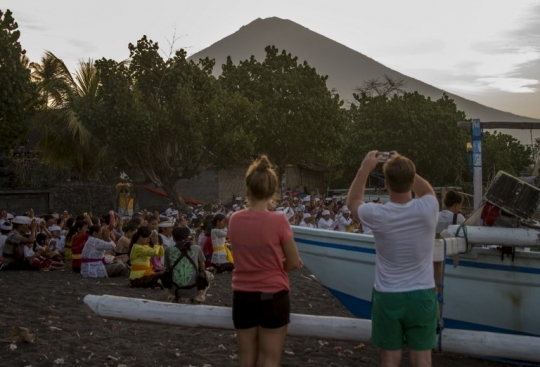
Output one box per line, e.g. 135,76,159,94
453,224,471,252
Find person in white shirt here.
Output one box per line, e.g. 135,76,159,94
297,200,306,213
337,207,353,232
282,202,295,221
318,210,335,230
158,219,175,263
232,197,245,212
48,225,65,253
299,213,315,228
164,203,174,217
81,226,128,278
347,151,438,366
436,190,465,235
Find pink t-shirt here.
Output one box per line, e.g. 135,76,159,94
228,210,293,293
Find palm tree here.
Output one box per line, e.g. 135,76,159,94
30,52,113,180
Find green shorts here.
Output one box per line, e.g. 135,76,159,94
371,288,437,351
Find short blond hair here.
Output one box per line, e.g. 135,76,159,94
383,155,416,193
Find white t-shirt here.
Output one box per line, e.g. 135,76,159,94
436,210,465,234
358,195,439,293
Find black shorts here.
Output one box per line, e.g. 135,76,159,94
232,290,290,329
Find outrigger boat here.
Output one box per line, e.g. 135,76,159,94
292,225,540,337
291,172,540,364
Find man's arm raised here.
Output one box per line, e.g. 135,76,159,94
412,174,436,198
346,151,379,223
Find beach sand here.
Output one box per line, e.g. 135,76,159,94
0,268,513,367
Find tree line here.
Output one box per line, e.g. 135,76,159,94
1,9,533,207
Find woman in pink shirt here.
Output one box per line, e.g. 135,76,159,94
228,155,302,367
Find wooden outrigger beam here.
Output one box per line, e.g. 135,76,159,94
85,294,540,363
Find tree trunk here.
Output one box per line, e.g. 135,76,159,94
160,181,187,214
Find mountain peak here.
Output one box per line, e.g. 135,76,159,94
190,17,539,140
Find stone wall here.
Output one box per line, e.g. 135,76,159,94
218,166,247,205
49,181,117,216
175,169,220,204
2,164,326,216
173,167,245,206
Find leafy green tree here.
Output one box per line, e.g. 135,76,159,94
0,9,38,153
343,91,469,186
482,131,532,181
219,46,347,185
30,52,113,180
81,36,256,208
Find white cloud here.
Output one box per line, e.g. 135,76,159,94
476,77,539,93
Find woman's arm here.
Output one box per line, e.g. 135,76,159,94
213,228,228,238
131,244,163,258
282,236,301,272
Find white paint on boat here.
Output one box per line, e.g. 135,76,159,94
445,225,540,247
292,226,540,337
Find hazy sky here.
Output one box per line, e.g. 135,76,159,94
4,0,540,118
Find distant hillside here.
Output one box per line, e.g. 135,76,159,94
190,17,540,143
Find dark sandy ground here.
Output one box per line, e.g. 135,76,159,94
0,267,518,367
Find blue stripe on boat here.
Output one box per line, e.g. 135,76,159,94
295,237,540,275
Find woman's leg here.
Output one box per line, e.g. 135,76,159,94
236,327,259,367
257,325,288,367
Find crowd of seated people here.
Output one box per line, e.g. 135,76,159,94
0,191,378,301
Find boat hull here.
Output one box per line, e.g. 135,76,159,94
293,226,540,336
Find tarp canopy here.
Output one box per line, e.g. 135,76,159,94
135,184,203,205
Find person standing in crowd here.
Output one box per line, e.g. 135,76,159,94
436,190,465,235
347,151,438,367
228,155,302,367
434,189,466,323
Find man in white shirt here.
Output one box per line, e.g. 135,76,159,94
299,213,314,228
317,210,335,230
232,197,244,212
347,151,438,367
165,203,174,217
337,206,353,232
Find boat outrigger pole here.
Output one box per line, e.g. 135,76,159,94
457,119,540,210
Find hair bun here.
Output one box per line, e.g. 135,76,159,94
255,155,271,172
